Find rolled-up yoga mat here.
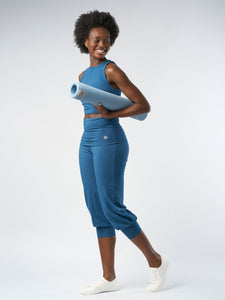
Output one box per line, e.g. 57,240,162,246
70,81,148,121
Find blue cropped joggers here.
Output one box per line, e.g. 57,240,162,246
79,117,142,239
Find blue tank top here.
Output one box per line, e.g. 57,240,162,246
80,60,121,114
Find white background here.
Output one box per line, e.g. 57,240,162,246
0,0,225,299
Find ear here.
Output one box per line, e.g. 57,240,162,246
84,39,88,48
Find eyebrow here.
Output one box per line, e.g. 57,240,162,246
93,35,110,39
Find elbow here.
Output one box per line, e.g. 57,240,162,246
145,103,151,113
135,102,151,114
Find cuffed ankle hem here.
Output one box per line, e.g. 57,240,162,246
96,226,116,238
121,222,142,239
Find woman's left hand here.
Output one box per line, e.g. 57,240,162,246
94,102,111,119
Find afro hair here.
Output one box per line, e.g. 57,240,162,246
73,10,119,54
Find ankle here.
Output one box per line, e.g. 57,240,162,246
148,253,161,268
103,273,116,281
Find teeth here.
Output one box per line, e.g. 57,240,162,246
96,49,105,53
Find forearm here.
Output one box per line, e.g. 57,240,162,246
108,102,151,119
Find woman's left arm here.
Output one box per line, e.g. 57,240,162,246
94,63,151,119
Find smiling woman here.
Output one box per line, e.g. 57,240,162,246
72,10,168,296
74,10,119,54
84,27,111,61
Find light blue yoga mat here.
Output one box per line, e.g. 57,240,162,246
70,81,148,121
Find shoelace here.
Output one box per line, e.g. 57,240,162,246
149,268,159,285
87,278,106,289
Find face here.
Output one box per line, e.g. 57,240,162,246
84,27,111,61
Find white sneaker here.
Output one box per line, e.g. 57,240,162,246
80,277,119,295
146,255,169,292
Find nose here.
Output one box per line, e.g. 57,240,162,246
99,40,107,48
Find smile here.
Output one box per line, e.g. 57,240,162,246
95,49,106,54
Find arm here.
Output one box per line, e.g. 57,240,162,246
94,63,151,118
79,71,84,82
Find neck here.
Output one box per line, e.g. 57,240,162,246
89,56,107,67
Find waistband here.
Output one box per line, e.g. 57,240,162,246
81,117,127,146
83,117,119,131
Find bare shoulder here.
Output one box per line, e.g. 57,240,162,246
105,62,125,77
105,62,129,88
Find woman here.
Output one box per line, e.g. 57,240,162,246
73,10,169,295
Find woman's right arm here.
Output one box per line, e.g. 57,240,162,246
79,71,84,82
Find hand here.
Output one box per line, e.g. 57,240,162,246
94,102,111,119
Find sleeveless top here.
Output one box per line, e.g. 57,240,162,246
80,60,121,114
